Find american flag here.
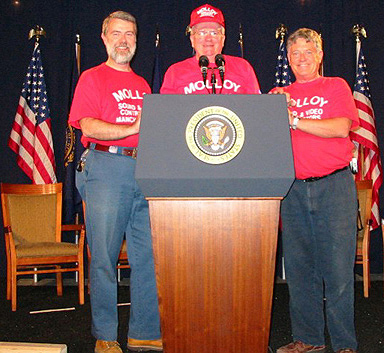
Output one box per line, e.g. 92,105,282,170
8,43,57,184
274,39,292,87
350,41,382,229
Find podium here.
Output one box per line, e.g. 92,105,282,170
136,94,294,353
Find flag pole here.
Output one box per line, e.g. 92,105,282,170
28,25,49,284
152,25,163,93
155,25,160,48
75,34,81,282
75,34,81,74
351,24,367,180
352,24,367,68
318,32,323,76
238,23,244,58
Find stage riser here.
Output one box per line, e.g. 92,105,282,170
0,342,67,353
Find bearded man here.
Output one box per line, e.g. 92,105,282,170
69,11,162,353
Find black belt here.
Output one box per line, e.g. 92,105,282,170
89,143,137,159
300,166,349,183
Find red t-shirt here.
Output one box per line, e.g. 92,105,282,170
69,63,151,148
160,55,261,94
282,77,359,179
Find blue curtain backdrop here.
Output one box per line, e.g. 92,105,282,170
1,0,383,276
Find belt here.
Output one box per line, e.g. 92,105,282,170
300,166,349,183
90,143,137,159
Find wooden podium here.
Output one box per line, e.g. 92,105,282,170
136,95,294,353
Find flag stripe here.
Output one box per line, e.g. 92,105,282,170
354,96,374,117
350,129,378,150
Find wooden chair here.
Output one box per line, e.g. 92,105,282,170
82,201,129,293
355,179,373,298
1,183,85,311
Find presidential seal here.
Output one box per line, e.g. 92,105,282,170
185,106,245,164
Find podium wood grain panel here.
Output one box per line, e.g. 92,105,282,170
149,198,280,353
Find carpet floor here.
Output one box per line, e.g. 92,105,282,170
0,279,383,353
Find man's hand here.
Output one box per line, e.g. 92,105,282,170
269,87,294,108
130,111,142,135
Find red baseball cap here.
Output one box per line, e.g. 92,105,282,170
189,4,225,28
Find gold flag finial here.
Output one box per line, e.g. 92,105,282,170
351,24,367,42
238,23,243,44
28,25,46,42
238,23,244,58
75,34,81,74
155,26,160,48
275,24,288,41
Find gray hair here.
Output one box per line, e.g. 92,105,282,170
287,28,322,52
102,11,137,35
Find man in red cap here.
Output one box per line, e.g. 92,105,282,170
160,4,260,94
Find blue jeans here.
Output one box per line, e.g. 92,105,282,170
76,148,161,341
281,168,357,351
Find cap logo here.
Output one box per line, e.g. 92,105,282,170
197,7,218,18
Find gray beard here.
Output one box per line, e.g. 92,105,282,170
110,44,136,64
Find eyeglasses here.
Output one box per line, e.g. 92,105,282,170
193,29,224,37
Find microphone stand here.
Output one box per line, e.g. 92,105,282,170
211,71,216,94
200,67,222,94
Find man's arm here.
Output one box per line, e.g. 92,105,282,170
270,88,353,138
291,116,352,138
79,112,141,141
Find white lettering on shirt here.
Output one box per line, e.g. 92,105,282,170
183,79,241,94
112,89,144,102
292,96,329,120
295,96,328,108
116,116,137,123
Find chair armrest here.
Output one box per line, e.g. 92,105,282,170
78,227,86,251
61,224,85,232
3,225,17,258
60,224,85,244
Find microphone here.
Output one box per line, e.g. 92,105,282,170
215,54,225,83
198,55,209,83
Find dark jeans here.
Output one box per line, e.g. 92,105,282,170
76,149,161,341
281,168,358,351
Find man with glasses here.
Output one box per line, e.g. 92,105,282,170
160,4,260,94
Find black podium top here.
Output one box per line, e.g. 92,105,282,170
136,94,294,198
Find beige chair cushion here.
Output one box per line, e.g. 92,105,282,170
16,242,78,258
